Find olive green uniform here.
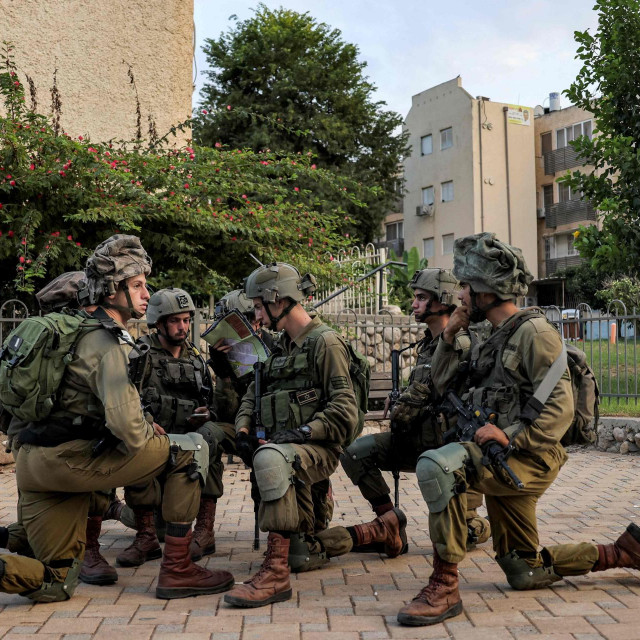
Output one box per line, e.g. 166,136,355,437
128,332,234,503
236,317,358,537
0,315,204,600
426,310,599,580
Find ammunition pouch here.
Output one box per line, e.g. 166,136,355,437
496,550,562,590
165,432,209,485
252,443,296,502
24,557,81,603
391,380,432,433
416,443,469,513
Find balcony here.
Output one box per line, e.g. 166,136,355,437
543,146,583,175
545,200,596,228
545,255,585,276
375,238,404,255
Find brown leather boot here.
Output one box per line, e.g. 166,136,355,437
79,516,118,585
397,548,463,626
103,495,124,522
116,509,162,567
224,532,293,608
156,530,234,599
189,498,217,561
592,523,640,572
353,508,407,558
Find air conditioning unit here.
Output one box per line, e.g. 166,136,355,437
416,204,435,217
537,207,546,219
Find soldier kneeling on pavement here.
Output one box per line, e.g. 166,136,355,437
397,232,640,627
338,268,490,554
0,235,234,601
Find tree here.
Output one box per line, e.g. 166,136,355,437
563,0,640,274
0,43,356,306
194,5,409,243
387,247,427,313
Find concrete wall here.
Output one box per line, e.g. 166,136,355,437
0,0,194,143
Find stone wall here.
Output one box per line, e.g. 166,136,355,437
597,417,640,454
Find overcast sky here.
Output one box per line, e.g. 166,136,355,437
193,0,599,117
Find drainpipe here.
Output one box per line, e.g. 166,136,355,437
478,100,485,232
502,106,512,244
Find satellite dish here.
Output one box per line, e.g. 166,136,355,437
533,105,544,117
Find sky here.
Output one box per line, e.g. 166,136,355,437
193,0,599,117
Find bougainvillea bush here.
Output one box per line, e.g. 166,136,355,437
0,43,359,305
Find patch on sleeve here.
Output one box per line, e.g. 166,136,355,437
331,376,349,390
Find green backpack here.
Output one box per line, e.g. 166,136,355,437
0,310,102,422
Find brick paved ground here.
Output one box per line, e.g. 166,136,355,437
0,447,639,640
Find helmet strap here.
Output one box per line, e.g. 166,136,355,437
264,298,296,329
469,287,504,322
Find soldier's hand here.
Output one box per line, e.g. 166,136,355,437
208,342,234,379
443,306,470,344
269,428,309,445
153,422,166,436
188,406,210,426
474,424,509,448
236,431,261,467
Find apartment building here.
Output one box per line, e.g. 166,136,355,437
534,101,596,306
400,77,538,281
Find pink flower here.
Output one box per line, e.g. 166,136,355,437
201,109,208,114
184,183,190,189
294,187,299,192
227,105,231,110
78,135,83,141
29,163,35,170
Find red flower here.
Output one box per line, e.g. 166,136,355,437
9,180,16,186
8,230,14,238
67,235,73,241
78,135,83,140
184,183,190,189
29,163,35,170
76,242,81,247
19,256,25,264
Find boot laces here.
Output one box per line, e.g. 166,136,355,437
414,575,444,604
250,537,280,583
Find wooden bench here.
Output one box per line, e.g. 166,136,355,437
365,370,393,421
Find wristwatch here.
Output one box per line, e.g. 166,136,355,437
299,424,312,440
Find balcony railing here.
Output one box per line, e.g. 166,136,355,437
545,255,585,276
375,238,404,256
543,146,583,175
545,200,596,228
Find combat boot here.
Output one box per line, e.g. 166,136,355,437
397,548,462,626
224,532,292,608
353,508,407,558
189,498,217,561
116,509,162,567
592,523,640,572
156,530,234,599
79,516,118,585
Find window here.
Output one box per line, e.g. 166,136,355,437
541,132,552,155
556,120,593,148
420,134,433,156
440,127,453,150
385,221,403,242
442,233,454,255
441,180,454,202
423,237,434,259
542,184,554,209
422,186,435,205
567,234,578,256
544,236,555,261
559,183,581,203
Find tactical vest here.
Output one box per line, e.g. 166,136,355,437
137,334,211,433
464,309,556,431
407,335,437,388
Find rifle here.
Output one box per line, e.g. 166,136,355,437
388,342,417,508
252,360,265,549
442,390,524,490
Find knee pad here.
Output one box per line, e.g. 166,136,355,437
196,422,225,450
340,434,377,485
167,432,209,484
253,443,296,502
287,533,329,573
416,443,469,513
25,557,82,603
496,551,562,590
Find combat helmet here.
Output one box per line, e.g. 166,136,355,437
409,268,459,306
36,271,88,312
84,234,152,318
215,289,254,319
452,232,533,300
146,287,195,328
244,263,316,304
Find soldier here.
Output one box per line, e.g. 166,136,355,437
398,232,640,627
224,263,405,608
115,287,233,566
0,235,234,602
336,269,490,555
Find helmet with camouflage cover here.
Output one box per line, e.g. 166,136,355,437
215,289,254,319
409,268,459,306
244,263,316,304
84,234,152,318
146,288,195,328
452,232,533,301
36,271,88,312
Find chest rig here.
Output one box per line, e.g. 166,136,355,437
463,310,545,431
407,335,437,388
137,334,210,432
259,325,330,434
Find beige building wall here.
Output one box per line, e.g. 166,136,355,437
0,0,194,143
403,77,538,279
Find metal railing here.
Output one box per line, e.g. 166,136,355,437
543,146,584,175
545,200,596,228
545,255,585,276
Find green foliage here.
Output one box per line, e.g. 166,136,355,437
596,276,640,312
562,0,640,274
0,43,357,305
193,5,409,243
556,261,610,310
387,247,427,313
